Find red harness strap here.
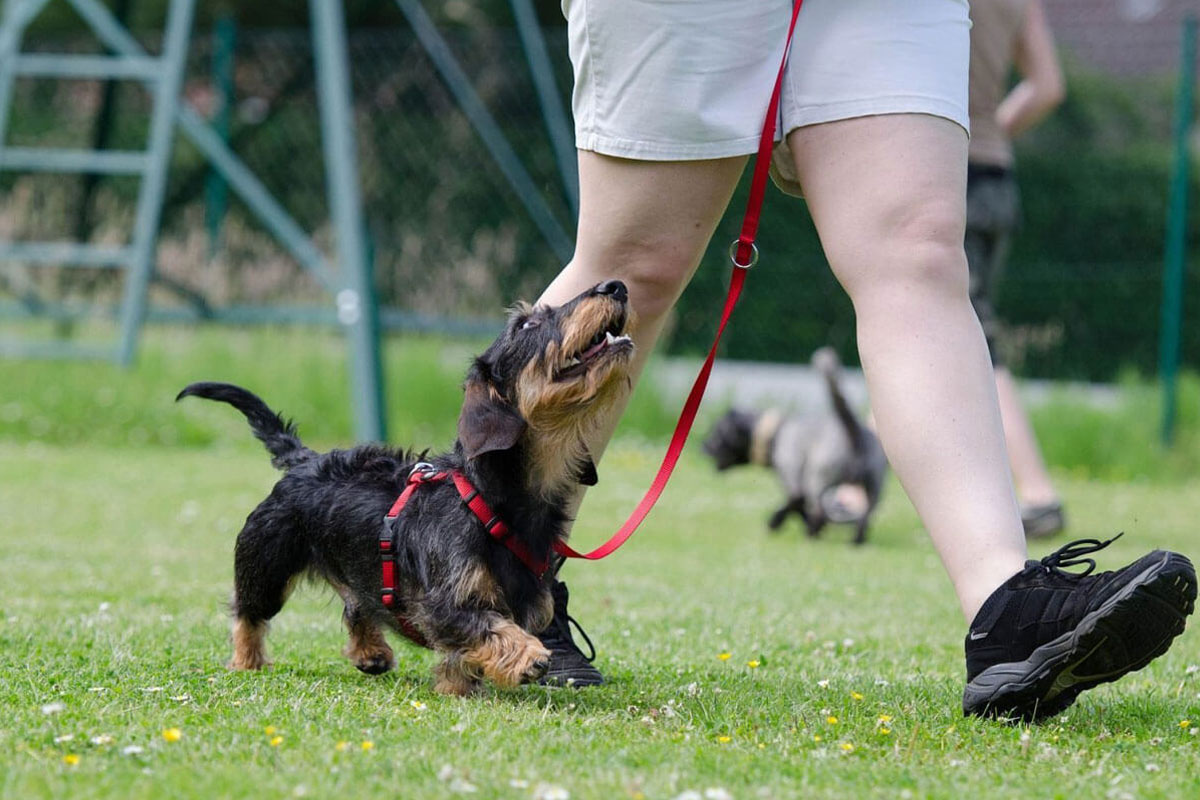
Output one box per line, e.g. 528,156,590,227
552,0,805,564
379,465,548,643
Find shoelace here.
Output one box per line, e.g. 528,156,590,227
1039,532,1124,577
544,611,597,663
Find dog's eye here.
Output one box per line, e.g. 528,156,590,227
520,319,540,331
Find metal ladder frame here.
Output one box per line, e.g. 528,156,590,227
0,0,194,364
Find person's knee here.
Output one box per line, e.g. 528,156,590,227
582,231,699,321
832,200,969,304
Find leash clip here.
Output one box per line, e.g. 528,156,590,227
409,461,438,482
728,239,759,269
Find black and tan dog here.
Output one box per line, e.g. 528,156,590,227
177,280,633,695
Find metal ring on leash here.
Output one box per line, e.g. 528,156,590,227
728,239,759,269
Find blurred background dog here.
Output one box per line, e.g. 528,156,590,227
703,348,888,544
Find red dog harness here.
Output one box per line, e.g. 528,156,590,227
379,463,550,644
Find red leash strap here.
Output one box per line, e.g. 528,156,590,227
554,0,804,563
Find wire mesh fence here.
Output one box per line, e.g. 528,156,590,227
1,2,1197,382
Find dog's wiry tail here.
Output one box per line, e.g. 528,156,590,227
176,382,313,470
812,348,869,453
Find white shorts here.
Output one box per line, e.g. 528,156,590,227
563,0,970,195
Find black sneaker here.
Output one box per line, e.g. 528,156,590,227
963,535,1196,721
537,580,604,687
1022,501,1066,539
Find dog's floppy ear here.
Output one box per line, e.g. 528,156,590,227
458,376,526,460
576,452,598,486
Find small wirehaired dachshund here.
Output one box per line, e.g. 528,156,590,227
177,280,633,695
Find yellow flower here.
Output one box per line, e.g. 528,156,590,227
161,728,182,743
879,728,892,736
850,691,864,701
747,660,760,668
1181,720,1192,729
826,716,838,725
269,736,283,747
335,741,349,752
757,743,766,749
717,652,732,661
361,740,374,751
62,754,80,766
841,742,855,753
717,736,732,744
877,714,893,724
813,735,823,742
264,725,277,736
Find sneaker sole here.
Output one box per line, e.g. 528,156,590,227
962,550,1197,721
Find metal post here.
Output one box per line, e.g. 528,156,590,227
115,0,195,365
1159,14,1196,446
310,0,386,443
205,12,235,258
393,0,574,262
508,0,577,219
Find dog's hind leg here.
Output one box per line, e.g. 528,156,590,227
228,507,308,670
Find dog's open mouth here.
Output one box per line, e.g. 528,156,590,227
556,313,631,381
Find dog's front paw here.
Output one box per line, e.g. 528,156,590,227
520,647,552,684
344,642,395,676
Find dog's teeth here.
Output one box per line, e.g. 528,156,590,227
605,331,616,344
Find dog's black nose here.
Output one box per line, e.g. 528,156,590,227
594,280,628,302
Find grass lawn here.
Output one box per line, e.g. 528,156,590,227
3,433,1199,799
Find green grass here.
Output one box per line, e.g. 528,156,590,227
2,438,1199,799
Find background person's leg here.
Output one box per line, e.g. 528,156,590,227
788,114,1027,621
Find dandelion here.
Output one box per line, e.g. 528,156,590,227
264,726,277,736
747,660,760,669
877,714,893,724
161,728,182,743
840,742,855,753
270,736,284,747
361,740,374,751
409,700,427,711
850,691,863,701
813,735,822,742
716,735,732,743
334,741,349,752
758,743,766,749
717,652,732,661
879,728,892,736
826,716,838,725
1180,720,1192,729
62,754,80,766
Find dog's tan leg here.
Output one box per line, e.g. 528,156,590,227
229,618,270,670
462,619,551,689
433,653,480,696
342,610,395,675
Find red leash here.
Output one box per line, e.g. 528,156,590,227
553,0,804,563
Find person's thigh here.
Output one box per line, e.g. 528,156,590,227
538,151,746,314
785,113,969,296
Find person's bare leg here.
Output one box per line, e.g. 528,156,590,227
788,114,1026,621
539,152,746,508
994,367,1059,507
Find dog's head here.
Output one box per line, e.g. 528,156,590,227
457,280,634,493
702,408,757,470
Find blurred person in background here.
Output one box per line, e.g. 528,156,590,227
967,0,1067,538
